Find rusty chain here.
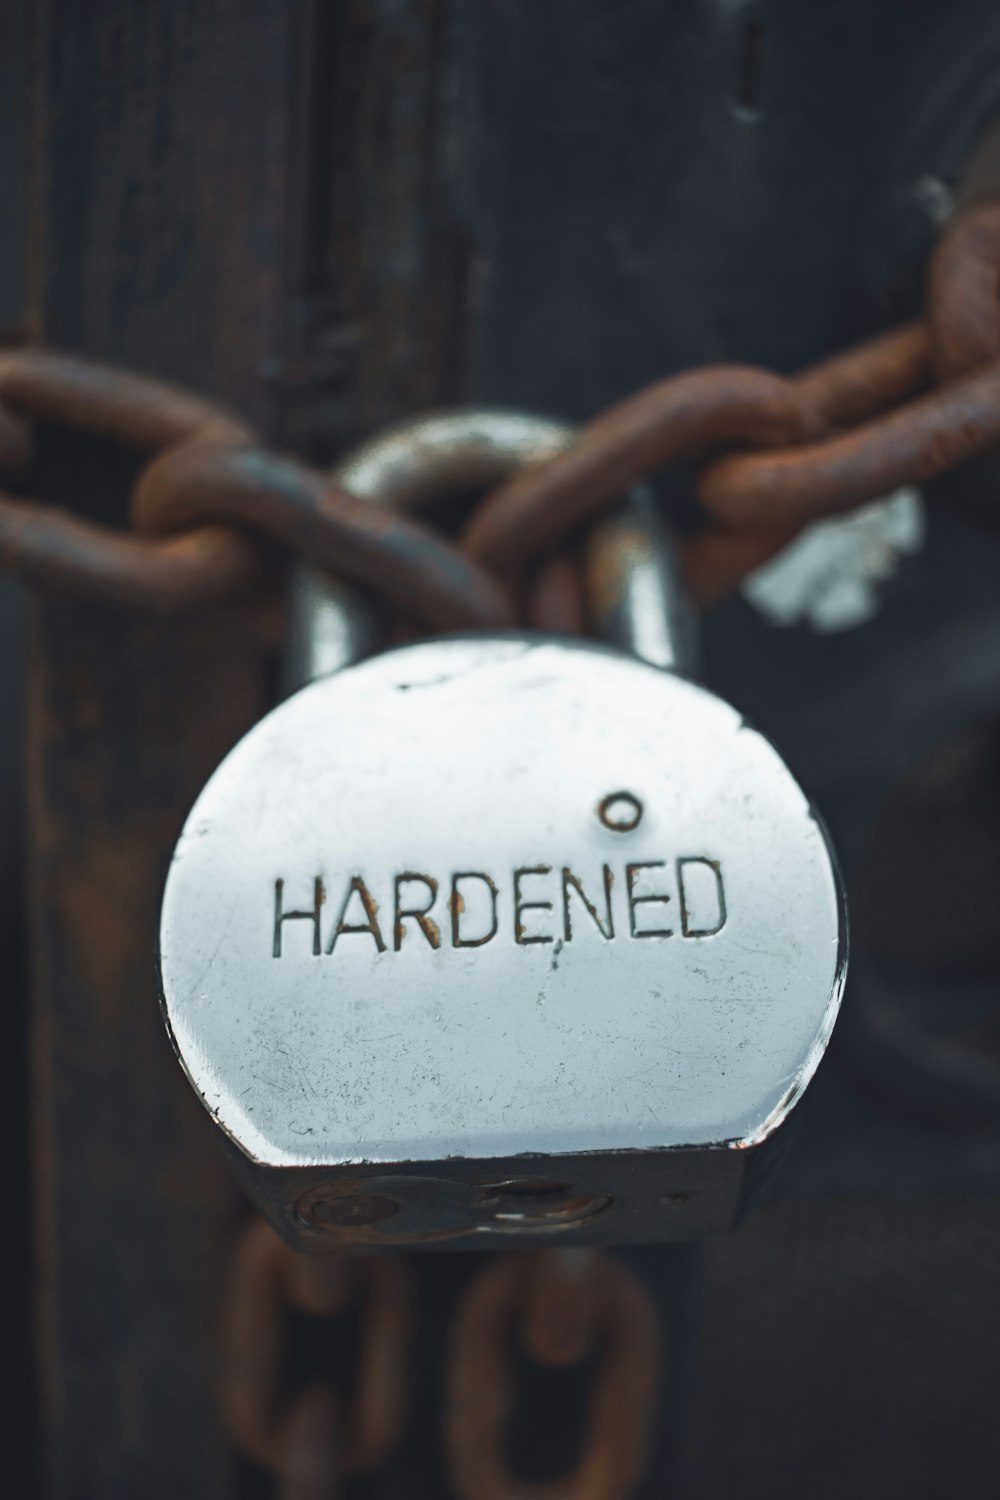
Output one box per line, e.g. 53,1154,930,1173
222,1225,658,1500
221,1220,413,1497
10,200,1000,1497
447,1250,659,1500
0,351,510,628
0,200,997,629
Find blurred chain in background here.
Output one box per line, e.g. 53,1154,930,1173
221,1222,412,1497
447,1250,658,1500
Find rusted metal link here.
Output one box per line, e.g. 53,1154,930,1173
133,441,514,631
2,198,998,617
699,356,1000,528
927,199,1000,380
681,521,802,608
520,1248,600,1367
463,367,809,576
221,1219,412,1495
465,210,1000,597
792,321,933,430
0,348,514,626
0,349,259,610
697,216,1000,537
465,322,936,581
682,322,947,593
274,1386,342,1500
0,493,257,613
0,348,251,450
447,1249,658,1500
682,323,938,594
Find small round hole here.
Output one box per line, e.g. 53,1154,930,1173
479,1178,611,1229
597,791,643,833
295,1188,400,1229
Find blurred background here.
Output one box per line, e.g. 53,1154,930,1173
4,2,1000,1495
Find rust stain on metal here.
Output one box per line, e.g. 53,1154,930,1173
449,890,467,920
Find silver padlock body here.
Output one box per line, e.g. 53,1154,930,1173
159,636,846,1247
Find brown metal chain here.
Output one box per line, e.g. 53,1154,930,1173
466,202,1000,599
447,1250,659,1500
0,350,511,628
0,200,998,628
220,1219,413,1497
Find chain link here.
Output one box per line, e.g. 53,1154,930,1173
132,440,513,630
447,1250,659,1500
466,320,942,598
220,1219,412,1496
468,205,1000,597
1,201,997,625
0,352,511,627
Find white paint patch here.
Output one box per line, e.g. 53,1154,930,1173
743,488,924,633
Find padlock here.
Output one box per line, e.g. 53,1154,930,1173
158,410,846,1249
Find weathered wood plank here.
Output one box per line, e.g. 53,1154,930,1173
26,3,290,1493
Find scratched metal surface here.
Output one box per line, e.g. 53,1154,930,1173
160,638,843,1164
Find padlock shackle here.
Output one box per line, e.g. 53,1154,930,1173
583,493,698,675
336,409,572,512
286,409,696,690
